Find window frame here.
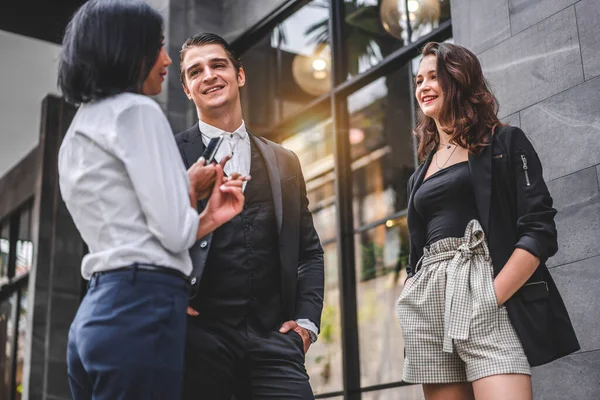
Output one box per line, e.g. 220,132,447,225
231,1,452,397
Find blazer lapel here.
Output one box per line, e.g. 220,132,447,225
181,123,208,209
250,134,283,234
181,123,205,167
468,140,493,235
408,150,435,209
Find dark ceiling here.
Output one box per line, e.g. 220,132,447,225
0,0,87,44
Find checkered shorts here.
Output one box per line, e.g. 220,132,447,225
396,220,531,383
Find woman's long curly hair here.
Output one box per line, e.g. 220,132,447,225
414,42,501,161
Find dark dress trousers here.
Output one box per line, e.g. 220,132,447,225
175,124,324,399
406,125,580,367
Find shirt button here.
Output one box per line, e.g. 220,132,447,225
243,204,248,210
190,277,197,285
248,247,255,254
200,241,208,248
244,223,252,231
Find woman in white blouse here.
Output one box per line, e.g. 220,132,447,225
57,1,246,399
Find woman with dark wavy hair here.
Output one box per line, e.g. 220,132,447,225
58,1,247,399
396,42,579,400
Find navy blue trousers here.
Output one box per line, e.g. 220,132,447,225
67,268,188,400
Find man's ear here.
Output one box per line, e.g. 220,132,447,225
182,82,192,100
237,67,246,88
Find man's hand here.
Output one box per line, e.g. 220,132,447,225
279,320,311,353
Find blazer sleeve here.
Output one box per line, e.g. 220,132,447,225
291,151,325,330
507,126,558,264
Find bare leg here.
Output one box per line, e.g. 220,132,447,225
423,383,475,400
472,374,532,400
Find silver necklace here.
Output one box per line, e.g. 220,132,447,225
435,144,457,169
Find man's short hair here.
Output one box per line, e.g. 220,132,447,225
58,0,164,104
179,33,242,86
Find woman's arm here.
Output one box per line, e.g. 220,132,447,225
493,127,558,305
494,248,539,306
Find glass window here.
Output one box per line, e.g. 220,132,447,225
0,223,9,285
342,0,451,79
281,117,337,243
280,118,342,395
16,206,33,279
348,68,417,229
15,289,27,399
355,216,411,387
0,293,16,398
305,242,343,395
241,1,331,133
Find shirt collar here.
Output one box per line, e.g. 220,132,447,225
197,119,247,140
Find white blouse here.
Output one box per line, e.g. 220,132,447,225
58,93,199,279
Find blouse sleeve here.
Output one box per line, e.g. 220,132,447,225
112,102,199,253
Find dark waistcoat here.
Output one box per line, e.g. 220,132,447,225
192,139,283,330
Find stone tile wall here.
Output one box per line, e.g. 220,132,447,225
451,1,600,398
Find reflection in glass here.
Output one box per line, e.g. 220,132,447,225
380,0,451,44
281,118,337,243
0,223,9,285
15,290,26,399
348,69,416,229
305,242,343,394
296,0,451,78
16,207,33,279
355,217,410,386
0,294,16,398
280,118,342,394
241,1,331,134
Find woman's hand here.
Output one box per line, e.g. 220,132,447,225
195,165,250,239
188,158,216,202
188,156,231,201
493,248,540,307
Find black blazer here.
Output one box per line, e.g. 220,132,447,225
175,124,325,330
406,125,579,366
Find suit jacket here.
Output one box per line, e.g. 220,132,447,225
175,123,325,330
406,125,579,366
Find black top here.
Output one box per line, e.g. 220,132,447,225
413,161,479,246
405,126,577,367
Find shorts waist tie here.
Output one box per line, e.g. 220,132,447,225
419,220,490,353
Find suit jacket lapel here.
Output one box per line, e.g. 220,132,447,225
250,133,283,235
468,139,493,235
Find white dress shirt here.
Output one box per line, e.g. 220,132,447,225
59,93,199,279
197,119,318,342
198,119,251,191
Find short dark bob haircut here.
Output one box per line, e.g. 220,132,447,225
58,0,164,104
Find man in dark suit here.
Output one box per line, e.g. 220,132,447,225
174,33,324,399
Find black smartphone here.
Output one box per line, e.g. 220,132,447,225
200,136,224,164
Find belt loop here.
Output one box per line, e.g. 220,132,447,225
130,263,138,283
89,273,99,289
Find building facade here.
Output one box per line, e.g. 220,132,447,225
0,0,599,399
